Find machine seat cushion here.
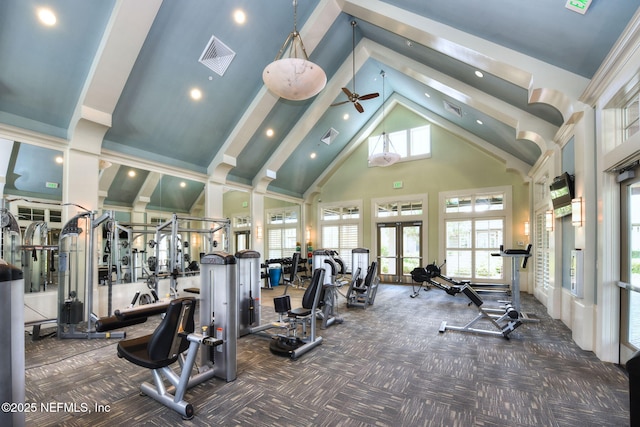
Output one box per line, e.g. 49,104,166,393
117,297,195,370
289,307,312,317
117,335,179,369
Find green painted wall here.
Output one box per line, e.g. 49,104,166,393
223,190,250,219
314,106,529,260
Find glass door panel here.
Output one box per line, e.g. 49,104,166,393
402,225,421,278
620,172,640,364
378,225,397,280
377,221,422,283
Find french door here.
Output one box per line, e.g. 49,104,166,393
377,221,422,284
620,169,640,365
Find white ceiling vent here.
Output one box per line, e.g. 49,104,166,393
321,128,339,145
443,100,463,118
198,35,236,77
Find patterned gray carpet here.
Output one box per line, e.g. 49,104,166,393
24,283,630,426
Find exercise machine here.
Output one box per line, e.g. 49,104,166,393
57,210,128,339
116,251,237,420
267,268,325,359
22,221,57,293
345,261,379,308
312,249,344,328
410,261,523,338
0,210,25,427
236,249,261,337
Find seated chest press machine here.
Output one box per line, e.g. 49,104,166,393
116,252,238,420
410,245,532,339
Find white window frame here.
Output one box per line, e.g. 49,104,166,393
367,124,431,165
318,200,363,272
265,206,299,260
371,193,429,266
439,186,512,283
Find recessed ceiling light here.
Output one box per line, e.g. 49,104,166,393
424,92,431,98
310,152,317,159
128,170,136,178
180,181,186,188
233,9,246,24
266,128,274,137
475,70,484,78
190,88,202,100
55,156,63,164
37,8,57,26
476,119,483,125
343,113,349,120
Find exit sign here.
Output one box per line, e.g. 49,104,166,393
393,181,403,189
565,0,592,14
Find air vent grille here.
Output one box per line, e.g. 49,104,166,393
443,100,462,118
321,128,339,145
198,35,236,77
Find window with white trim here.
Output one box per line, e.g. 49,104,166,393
534,209,550,291
441,188,510,281
624,93,640,142
233,215,251,229
319,203,361,272
368,125,431,162
266,207,298,260
375,200,423,217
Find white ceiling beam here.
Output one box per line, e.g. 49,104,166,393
208,0,342,181
68,0,163,152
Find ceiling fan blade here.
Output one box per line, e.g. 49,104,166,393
341,87,353,98
354,102,364,113
358,92,380,101
330,100,351,107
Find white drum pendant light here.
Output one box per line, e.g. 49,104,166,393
262,0,326,101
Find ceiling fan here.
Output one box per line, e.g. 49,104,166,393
331,20,379,113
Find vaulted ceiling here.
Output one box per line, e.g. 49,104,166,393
1,0,637,212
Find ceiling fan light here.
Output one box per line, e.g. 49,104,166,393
263,57,326,101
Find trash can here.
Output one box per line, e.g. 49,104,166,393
0,260,25,427
268,264,282,287
629,350,640,427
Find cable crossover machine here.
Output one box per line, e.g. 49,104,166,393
410,245,534,339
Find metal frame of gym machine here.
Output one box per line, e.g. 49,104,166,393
150,213,230,296
57,209,128,339
438,245,534,338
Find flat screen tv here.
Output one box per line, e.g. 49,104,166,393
549,172,574,218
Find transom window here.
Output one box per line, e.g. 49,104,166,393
233,215,251,228
368,125,431,162
321,206,359,221
445,193,504,213
375,200,423,217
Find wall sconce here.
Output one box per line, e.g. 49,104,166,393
571,197,582,227
545,210,554,231
524,221,530,237
256,225,263,240
306,227,311,241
